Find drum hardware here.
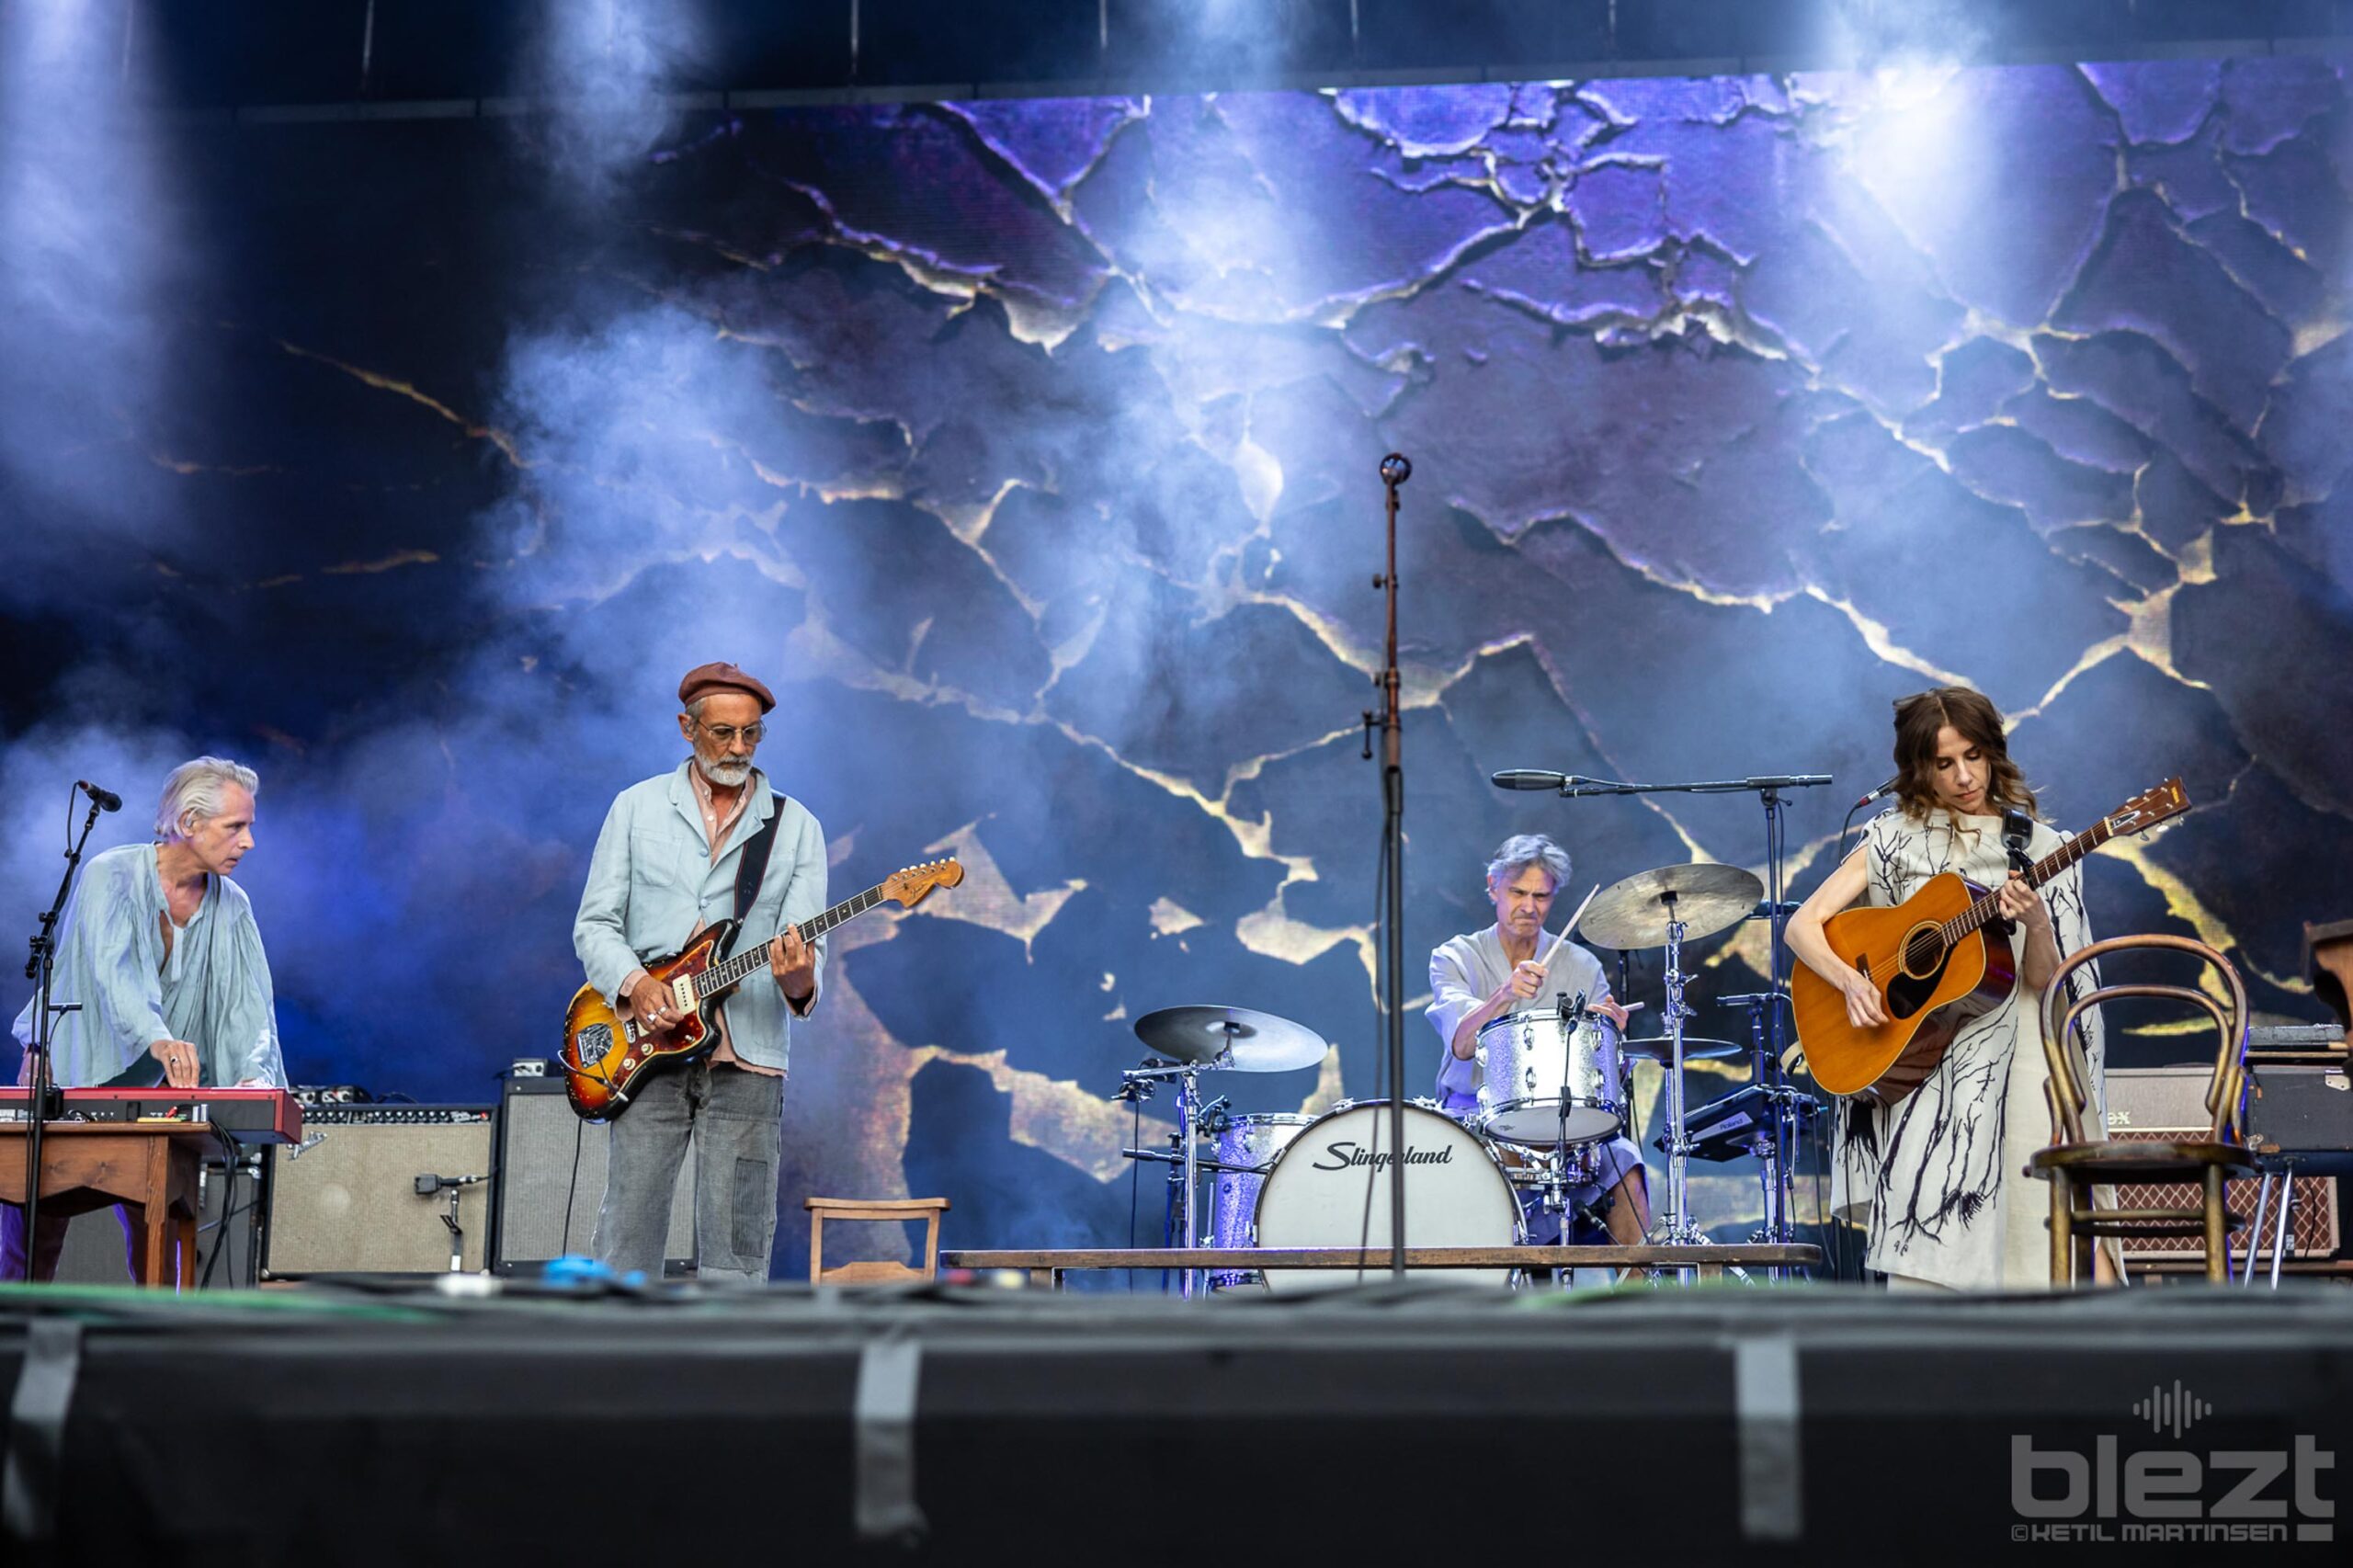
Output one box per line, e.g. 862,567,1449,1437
1125,1006,1331,1297
1716,989,1815,1253
1120,1148,1269,1176
1582,861,1766,1250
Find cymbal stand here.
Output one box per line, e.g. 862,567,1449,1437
1123,1055,1215,1297
1722,991,1800,1246
1659,892,1706,1245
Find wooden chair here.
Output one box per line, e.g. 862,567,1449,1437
2027,933,2257,1285
803,1197,949,1286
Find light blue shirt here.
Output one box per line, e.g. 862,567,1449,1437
572,762,827,1074
10,844,286,1088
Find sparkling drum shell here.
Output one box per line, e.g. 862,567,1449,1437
1473,1005,1625,1145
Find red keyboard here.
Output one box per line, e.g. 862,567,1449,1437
0,1086,303,1144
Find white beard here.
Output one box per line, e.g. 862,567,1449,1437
697,756,753,788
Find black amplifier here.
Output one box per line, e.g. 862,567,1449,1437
2246,1062,2353,1176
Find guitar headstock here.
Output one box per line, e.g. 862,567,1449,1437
2105,778,2189,838
882,858,964,909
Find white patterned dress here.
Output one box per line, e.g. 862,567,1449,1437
1828,806,2105,1290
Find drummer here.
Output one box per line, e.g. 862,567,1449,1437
1428,834,1653,1249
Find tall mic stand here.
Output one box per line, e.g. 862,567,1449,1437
1362,453,1411,1277
17,790,106,1284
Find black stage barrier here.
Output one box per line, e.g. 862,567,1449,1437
2,1282,2347,1563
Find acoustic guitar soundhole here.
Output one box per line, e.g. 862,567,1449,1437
577,1022,616,1068
1902,930,1945,973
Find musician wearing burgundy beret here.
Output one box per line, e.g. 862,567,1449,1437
573,661,826,1282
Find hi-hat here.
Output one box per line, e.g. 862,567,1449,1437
1132,1005,1328,1074
1620,1035,1745,1062
1580,863,1765,949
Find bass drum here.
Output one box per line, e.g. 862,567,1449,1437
1251,1100,1521,1292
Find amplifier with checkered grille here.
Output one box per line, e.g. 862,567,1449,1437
2103,1066,2340,1261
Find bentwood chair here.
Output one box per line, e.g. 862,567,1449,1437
2026,934,2256,1286
804,1196,950,1286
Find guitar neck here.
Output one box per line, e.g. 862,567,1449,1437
698,882,891,999
1944,820,2111,943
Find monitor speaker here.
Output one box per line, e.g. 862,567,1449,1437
490,1076,696,1275
261,1109,495,1277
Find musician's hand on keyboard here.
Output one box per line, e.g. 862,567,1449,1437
148,1038,200,1088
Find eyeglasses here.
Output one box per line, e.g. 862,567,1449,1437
692,718,767,746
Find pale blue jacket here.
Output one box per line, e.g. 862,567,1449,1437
572,762,827,1074
10,844,286,1088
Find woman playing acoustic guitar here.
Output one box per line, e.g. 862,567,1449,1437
1787,687,2116,1289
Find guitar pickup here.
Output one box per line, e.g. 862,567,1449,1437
672,976,698,1012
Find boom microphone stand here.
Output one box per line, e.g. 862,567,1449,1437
1362,453,1412,1278
17,787,107,1284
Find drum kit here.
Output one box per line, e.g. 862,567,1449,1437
1120,859,1826,1292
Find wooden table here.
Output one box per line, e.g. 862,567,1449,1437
941,1244,1823,1289
0,1121,227,1288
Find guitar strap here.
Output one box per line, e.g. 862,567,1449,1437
732,793,790,929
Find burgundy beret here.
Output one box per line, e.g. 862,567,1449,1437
677,661,776,714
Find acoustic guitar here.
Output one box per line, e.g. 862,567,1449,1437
1793,779,2188,1106
559,858,963,1120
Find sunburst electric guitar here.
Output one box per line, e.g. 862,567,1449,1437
560,858,963,1120
1793,779,2188,1107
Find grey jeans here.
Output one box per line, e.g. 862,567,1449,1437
595,1057,785,1283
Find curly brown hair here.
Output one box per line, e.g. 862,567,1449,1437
1891,687,2037,820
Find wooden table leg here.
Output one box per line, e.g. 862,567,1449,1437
1697,1263,1724,1281
1029,1268,1057,1290
176,1214,197,1290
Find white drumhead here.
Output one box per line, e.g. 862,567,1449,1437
1252,1101,1520,1291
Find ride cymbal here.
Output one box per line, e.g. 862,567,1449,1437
1580,863,1765,949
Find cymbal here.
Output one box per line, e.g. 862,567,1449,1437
1580,862,1765,949
1620,1035,1746,1062
1132,1005,1328,1074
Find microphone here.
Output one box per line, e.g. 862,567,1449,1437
77,780,121,812
1379,452,1412,486
1492,769,1568,791
414,1173,487,1196
1851,773,1900,811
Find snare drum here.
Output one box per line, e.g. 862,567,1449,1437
1207,1113,1313,1288
1251,1099,1521,1291
1473,1004,1624,1146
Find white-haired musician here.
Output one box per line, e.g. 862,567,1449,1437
3,756,287,1280
1427,833,1652,1252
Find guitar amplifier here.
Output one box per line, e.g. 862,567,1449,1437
2102,1067,2341,1263
489,1075,697,1277
261,1108,496,1277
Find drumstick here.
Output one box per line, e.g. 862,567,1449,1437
1536,884,1601,971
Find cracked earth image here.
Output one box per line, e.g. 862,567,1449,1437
5,59,2350,1270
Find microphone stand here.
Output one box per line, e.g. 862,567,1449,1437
1363,454,1411,1278
17,790,106,1284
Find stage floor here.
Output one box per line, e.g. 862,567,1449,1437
3,1278,2347,1563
